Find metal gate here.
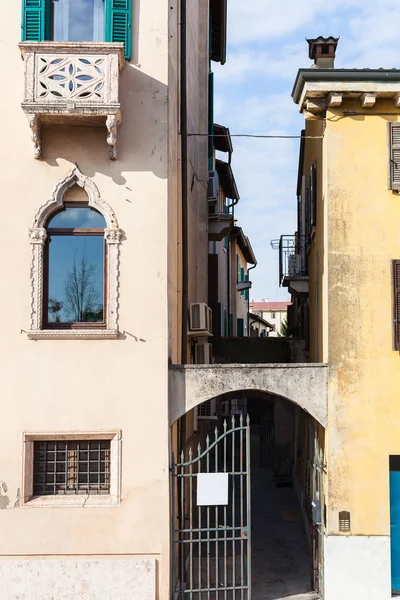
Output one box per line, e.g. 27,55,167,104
171,415,251,599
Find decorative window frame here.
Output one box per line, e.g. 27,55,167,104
28,165,122,340
21,430,121,507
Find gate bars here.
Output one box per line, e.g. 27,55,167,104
171,414,251,599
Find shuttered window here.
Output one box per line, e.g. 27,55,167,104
21,0,132,60
21,0,50,41
310,164,317,226
237,318,244,337
105,0,132,60
389,124,400,191
394,260,400,350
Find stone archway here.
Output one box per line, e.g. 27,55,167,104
169,363,328,427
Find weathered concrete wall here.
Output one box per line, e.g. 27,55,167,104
212,336,307,364
324,535,391,600
322,99,400,537
0,558,156,599
169,363,328,426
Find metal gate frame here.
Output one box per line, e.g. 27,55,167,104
171,415,251,599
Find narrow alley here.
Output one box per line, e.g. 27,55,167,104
251,469,319,600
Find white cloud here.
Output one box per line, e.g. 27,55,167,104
215,0,400,299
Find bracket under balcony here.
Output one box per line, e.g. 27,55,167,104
19,42,125,160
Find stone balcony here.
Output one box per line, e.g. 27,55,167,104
18,42,125,159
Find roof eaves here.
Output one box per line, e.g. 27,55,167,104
216,159,240,201
210,0,227,65
292,67,400,104
214,123,233,154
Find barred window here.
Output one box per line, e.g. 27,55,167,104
33,440,111,496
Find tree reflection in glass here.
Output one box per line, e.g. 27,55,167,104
46,206,106,326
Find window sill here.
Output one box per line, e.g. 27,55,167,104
28,329,118,340
22,494,119,508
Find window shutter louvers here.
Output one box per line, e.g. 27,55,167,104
106,0,132,60
394,260,400,350
22,0,49,41
311,164,317,226
390,124,400,190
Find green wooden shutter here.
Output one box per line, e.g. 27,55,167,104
240,267,245,296
244,274,249,302
237,318,244,337
106,0,132,60
21,0,49,41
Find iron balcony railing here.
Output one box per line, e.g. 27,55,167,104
276,235,308,284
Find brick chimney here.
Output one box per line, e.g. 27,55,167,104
307,36,339,68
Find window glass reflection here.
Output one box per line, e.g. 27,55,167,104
48,207,106,229
52,0,104,43
47,236,104,323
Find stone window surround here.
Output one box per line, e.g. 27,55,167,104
21,430,121,508
28,165,123,340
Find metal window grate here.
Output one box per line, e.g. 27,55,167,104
33,440,111,496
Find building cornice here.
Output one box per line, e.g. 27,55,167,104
292,68,400,117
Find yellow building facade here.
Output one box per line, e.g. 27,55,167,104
290,36,400,599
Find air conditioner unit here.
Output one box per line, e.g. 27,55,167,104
208,170,219,202
194,342,212,365
189,303,212,334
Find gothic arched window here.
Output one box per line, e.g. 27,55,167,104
29,166,122,339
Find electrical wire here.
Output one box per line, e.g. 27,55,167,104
186,133,324,139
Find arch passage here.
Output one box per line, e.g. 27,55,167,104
169,363,328,427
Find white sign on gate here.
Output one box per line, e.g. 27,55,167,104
197,473,229,506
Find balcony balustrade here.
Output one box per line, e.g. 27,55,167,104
271,234,309,295
19,42,125,159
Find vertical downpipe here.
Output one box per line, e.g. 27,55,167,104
246,263,257,335
180,0,188,364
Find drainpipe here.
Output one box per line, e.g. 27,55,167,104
180,0,188,365
247,262,257,335
225,147,238,336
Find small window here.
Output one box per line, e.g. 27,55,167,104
52,0,105,42
33,439,110,496
45,204,106,328
21,0,132,60
271,312,276,319
29,166,122,340
22,430,121,506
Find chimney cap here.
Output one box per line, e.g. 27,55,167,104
307,36,339,60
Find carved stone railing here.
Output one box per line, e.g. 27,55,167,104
19,42,125,159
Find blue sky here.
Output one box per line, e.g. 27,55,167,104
213,0,400,301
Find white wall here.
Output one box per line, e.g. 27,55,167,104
324,535,391,600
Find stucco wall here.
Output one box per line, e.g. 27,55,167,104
0,1,172,597
323,99,400,536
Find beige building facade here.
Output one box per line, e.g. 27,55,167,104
249,300,290,336
0,0,223,597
